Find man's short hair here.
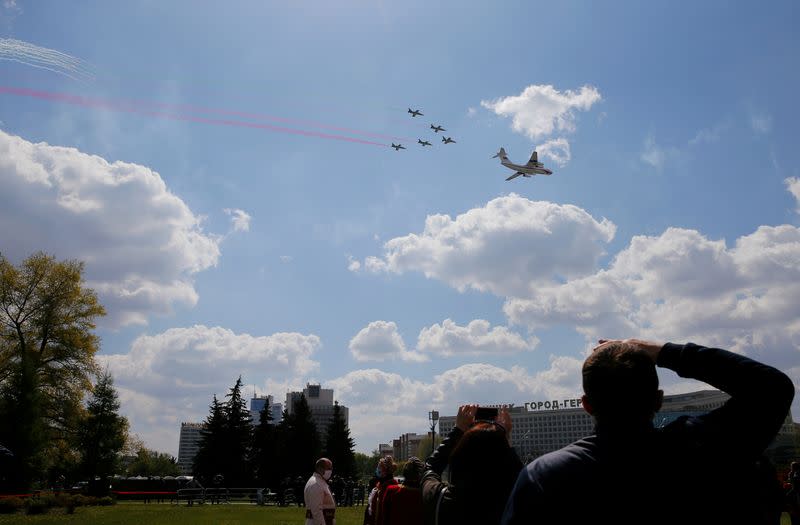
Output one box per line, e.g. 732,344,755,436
315,457,331,472
582,342,659,422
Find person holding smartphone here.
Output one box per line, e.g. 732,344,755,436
421,404,523,525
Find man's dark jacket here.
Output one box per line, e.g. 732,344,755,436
501,342,794,525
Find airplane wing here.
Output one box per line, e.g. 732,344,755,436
505,172,524,181
528,151,539,164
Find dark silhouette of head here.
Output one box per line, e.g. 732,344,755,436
449,422,520,522
402,456,425,488
582,342,663,426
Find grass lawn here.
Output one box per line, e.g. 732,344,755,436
0,505,794,524
0,503,367,525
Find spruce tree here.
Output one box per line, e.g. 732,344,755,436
283,394,320,477
193,395,225,482
251,397,280,489
222,376,252,485
323,401,356,478
78,371,128,495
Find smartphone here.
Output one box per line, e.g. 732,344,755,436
475,406,499,421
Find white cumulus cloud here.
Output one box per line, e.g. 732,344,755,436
359,194,616,296
641,134,667,169
224,208,251,233
505,221,800,369
786,177,800,213
346,254,361,272
349,320,427,362
537,138,571,167
0,129,222,327
100,325,322,453
416,319,539,357
329,356,583,453
481,84,601,140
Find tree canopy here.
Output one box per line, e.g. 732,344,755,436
0,252,105,490
324,401,356,478
78,371,128,494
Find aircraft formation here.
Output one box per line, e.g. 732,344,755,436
402,108,554,183
392,109,457,151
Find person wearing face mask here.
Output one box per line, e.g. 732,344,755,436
304,457,336,525
363,456,398,525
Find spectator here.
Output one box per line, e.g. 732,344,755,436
501,339,794,525
378,456,425,525
364,457,397,525
422,405,523,525
304,457,336,525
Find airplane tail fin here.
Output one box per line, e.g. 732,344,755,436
493,147,508,160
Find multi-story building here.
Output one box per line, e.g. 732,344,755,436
378,443,394,458
392,433,425,461
437,389,796,463
177,422,204,475
250,395,283,424
285,384,349,439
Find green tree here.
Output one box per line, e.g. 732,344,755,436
251,397,280,488
78,371,128,495
192,378,254,486
0,252,105,490
222,376,253,485
281,394,320,478
126,447,180,477
415,433,443,460
193,395,225,482
354,450,381,482
323,401,356,478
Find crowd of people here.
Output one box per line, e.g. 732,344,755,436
302,338,795,525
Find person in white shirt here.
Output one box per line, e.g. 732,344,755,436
304,457,336,525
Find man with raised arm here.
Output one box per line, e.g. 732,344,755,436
501,339,794,525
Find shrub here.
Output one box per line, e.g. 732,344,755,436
36,493,59,508
24,498,48,515
0,497,23,514
55,494,77,513
72,494,90,507
98,496,114,506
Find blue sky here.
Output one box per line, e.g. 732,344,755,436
1,0,799,455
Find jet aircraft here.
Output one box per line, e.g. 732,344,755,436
391,143,406,151
441,136,456,144
408,108,423,117
418,139,432,147
493,148,553,181
430,124,446,133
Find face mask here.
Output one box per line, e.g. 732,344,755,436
323,470,332,480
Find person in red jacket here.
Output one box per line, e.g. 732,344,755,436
378,457,425,525
363,456,397,525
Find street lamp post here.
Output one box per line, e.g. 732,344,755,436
428,410,439,456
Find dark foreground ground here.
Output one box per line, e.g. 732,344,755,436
0,503,367,525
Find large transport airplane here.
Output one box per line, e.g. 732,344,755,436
493,148,553,181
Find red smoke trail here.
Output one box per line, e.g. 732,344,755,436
0,86,391,147
114,97,415,143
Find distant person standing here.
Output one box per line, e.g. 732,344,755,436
305,457,336,525
501,339,794,525
378,456,425,525
364,456,397,525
